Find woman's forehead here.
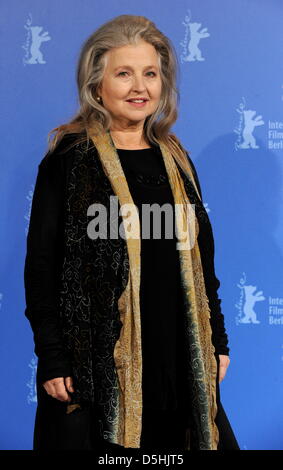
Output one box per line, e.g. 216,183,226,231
105,42,159,65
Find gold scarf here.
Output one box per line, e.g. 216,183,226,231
89,129,219,450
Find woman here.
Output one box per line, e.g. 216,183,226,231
24,14,240,451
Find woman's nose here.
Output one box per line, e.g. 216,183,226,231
132,74,147,92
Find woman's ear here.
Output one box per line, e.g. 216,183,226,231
96,83,102,96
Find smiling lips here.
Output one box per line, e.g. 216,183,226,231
126,98,149,107
126,98,149,102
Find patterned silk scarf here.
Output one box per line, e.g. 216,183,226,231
89,129,219,450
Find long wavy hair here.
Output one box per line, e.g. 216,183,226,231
47,14,194,179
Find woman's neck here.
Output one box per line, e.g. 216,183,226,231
110,129,150,150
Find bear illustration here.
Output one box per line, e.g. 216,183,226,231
184,22,210,62
26,26,51,64
239,284,265,324
238,110,264,149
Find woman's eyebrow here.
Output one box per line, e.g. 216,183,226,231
114,65,158,71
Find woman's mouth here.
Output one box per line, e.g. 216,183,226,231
126,99,148,108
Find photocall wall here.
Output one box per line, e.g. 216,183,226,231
1,0,282,450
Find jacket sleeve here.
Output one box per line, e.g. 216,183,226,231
24,147,73,384
187,154,230,356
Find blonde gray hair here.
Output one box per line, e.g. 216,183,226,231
47,14,194,179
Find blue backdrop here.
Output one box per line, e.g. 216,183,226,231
1,0,282,450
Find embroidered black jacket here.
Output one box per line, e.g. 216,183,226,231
24,133,230,446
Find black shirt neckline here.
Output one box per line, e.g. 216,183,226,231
116,148,153,151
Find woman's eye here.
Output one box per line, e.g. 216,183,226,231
117,71,156,77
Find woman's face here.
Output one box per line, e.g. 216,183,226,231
97,40,162,129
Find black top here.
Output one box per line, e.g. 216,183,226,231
24,136,229,412
117,146,228,411
117,146,188,411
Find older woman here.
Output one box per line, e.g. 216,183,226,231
24,15,239,451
